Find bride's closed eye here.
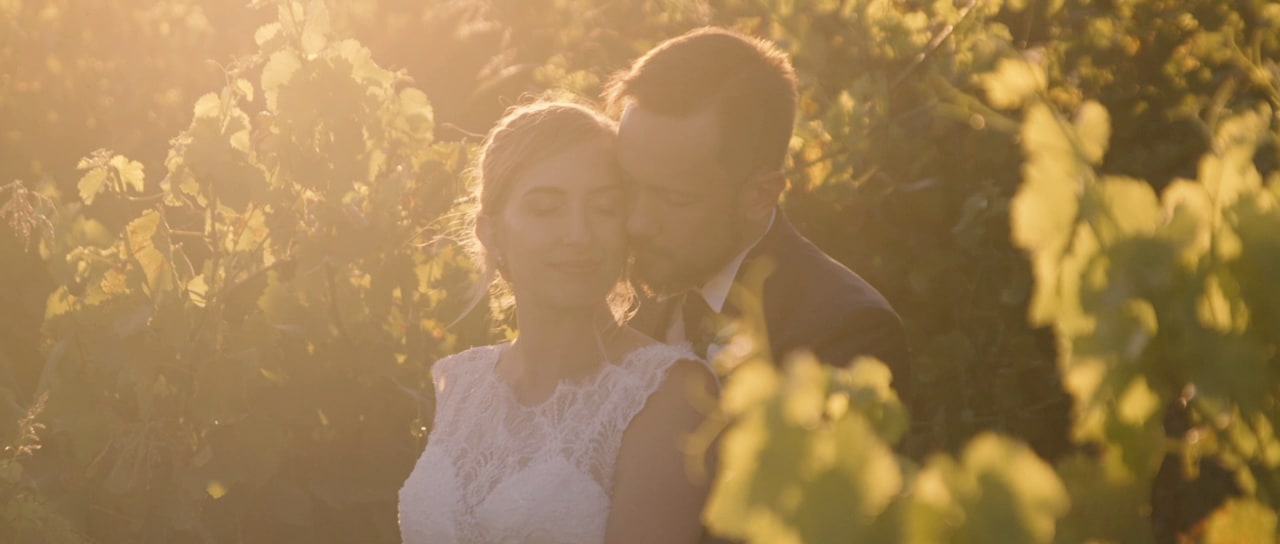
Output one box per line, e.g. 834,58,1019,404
522,192,564,216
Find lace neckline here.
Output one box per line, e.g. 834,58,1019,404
486,342,670,411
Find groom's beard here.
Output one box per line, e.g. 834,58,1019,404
629,250,687,298
630,224,742,298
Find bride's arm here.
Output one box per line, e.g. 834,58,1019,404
605,359,720,544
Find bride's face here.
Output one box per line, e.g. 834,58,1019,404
488,139,627,311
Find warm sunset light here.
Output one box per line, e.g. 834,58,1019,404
2,1,1278,542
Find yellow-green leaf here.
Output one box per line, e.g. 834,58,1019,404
77,166,109,205
192,92,221,119
234,78,254,102
1201,109,1268,210
781,355,827,428
1013,102,1081,252
254,21,281,47
1014,102,1096,325
261,50,301,112
981,56,1046,109
1094,175,1160,238
1116,376,1159,425
840,357,908,443
230,129,251,153
1199,498,1277,543
720,358,779,416
1074,101,1110,165
909,433,1069,544
110,154,145,193
1161,179,1213,263
1197,271,1238,333
125,209,174,294
964,434,1069,543
338,39,394,86
399,87,435,138
300,0,330,55
706,356,906,543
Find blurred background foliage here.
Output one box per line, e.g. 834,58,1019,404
0,0,1276,542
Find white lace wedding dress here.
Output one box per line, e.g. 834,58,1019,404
398,342,704,544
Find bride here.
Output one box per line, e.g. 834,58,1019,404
398,101,719,543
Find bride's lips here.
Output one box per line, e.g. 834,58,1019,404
549,259,602,275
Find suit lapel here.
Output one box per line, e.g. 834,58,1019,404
722,208,792,320
630,209,795,342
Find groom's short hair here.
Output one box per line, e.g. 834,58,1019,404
604,27,798,180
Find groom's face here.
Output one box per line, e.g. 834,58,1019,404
617,105,742,295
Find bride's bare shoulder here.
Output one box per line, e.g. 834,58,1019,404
431,343,504,379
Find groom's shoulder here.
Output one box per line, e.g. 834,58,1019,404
751,223,909,373
758,221,896,316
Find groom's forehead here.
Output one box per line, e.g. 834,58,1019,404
618,104,723,180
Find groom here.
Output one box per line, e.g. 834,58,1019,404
605,27,911,399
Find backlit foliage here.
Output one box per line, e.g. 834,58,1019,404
1,0,1276,542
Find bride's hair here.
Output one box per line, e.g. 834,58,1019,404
455,99,636,326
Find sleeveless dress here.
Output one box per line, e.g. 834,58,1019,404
397,342,705,544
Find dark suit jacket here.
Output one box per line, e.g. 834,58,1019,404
631,212,912,544
632,210,912,401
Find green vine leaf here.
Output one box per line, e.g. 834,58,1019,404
255,21,282,48
1012,102,1084,324
262,50,301,113
980,56,1046,110
110,155,145,194
124,209,175,295
907,433,1069,544
1073,101,1110,165
300,0,331,56
1199,498,1278,544
76,166,108,206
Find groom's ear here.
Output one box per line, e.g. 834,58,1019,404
738,170,786,221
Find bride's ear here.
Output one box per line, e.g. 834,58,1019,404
476,214,506,273
476,213,498,254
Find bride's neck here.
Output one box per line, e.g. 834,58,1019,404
507,302,619,384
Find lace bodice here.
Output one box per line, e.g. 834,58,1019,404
398,342,702,544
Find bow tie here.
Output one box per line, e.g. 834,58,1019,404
682,293,717,359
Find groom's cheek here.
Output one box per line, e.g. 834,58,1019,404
627,196,662,240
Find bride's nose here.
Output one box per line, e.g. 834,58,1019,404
562,204,591,247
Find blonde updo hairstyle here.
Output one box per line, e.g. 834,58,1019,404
460,100,635,324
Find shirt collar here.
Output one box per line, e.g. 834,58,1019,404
698,209,776,313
